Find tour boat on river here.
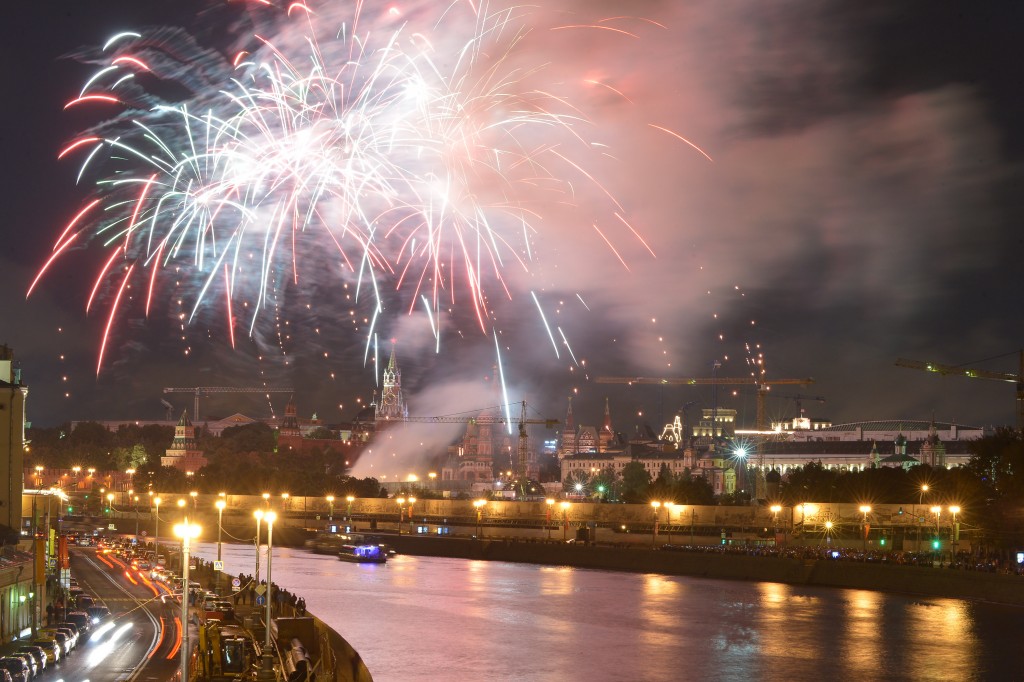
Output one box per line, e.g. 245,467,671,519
337,543,388,564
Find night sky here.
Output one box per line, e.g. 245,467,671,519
4,1,1024,461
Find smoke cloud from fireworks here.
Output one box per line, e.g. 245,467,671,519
14,0,1012,447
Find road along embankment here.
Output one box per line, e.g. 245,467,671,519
386,535,1024,607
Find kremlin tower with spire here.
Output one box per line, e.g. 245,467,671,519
376,341,408,425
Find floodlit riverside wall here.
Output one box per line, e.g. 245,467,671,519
386,535,1024,607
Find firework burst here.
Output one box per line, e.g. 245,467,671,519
32,1,700,390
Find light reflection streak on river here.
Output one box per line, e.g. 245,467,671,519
191,542,1023,681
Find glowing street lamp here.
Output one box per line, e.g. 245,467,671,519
325,495,335,521
106,493,114,519
407,496,417,529
254,510,264,584
651,501,662,547
770,504,782,534
930,506,942,553
215,499,226,589
262,492,270,508
949,505,961,552
153,496,162,561
257,511,278,680
396,497,406,535
346,495,355,521
859,505,872,551
473,499,487,537
173,518,201,682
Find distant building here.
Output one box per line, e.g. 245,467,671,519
0,345,28,532
161,411,207,472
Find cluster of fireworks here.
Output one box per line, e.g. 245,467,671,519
31,1,712,421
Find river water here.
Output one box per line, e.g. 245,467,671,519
190,541,1023,681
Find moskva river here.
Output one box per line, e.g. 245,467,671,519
192,542,1023,681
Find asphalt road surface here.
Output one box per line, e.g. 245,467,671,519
41,547,186,682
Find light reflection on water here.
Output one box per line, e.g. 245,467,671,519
192,542,1024,682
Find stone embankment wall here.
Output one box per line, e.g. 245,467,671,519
387,535,1024,606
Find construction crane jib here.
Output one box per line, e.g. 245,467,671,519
595,375,815,431
895,350,1024,430
163,386,295,422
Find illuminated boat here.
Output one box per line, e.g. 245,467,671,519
337,543,388,563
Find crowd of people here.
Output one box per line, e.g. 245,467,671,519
187,559,309,617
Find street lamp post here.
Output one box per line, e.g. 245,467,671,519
189,491,198,514
918,484,929,552
153,497,161,562
545,499,555,540
215,500,226,592
949,505,961,558
396,497,406,535
473,499,486,537
254,510,264,585
174,518,201,682
326,495,334,522
345,496,355,522
931,506,942,557
106,493,114,521
408,497,417,531
133,495,140,542
257,511,278,681
858,505,872,552
650,501,661,548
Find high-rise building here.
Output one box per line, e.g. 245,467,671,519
0,345,27,532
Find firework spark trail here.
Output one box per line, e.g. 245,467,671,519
30,1,693,374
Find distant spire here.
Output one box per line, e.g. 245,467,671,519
602,397,613,433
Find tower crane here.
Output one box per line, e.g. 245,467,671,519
163,386,294,422
402,401,559,479
896,350,1024,430
595,375,815,431
765,394,827,419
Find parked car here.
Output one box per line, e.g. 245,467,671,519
65,611,91,634
9,654,35,679
38,629,70,655
0,656,30,682
14,647,45,675
28,639,59,665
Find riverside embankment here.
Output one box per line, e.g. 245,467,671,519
385,534,1024,607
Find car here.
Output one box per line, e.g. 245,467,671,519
86,605,111,623
38,630,70,655
9,654,35,679
47,625,77,650
56,622,82,645
0,656,30,682
14,647,45,675
65,611,91,634
28,640,59,665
